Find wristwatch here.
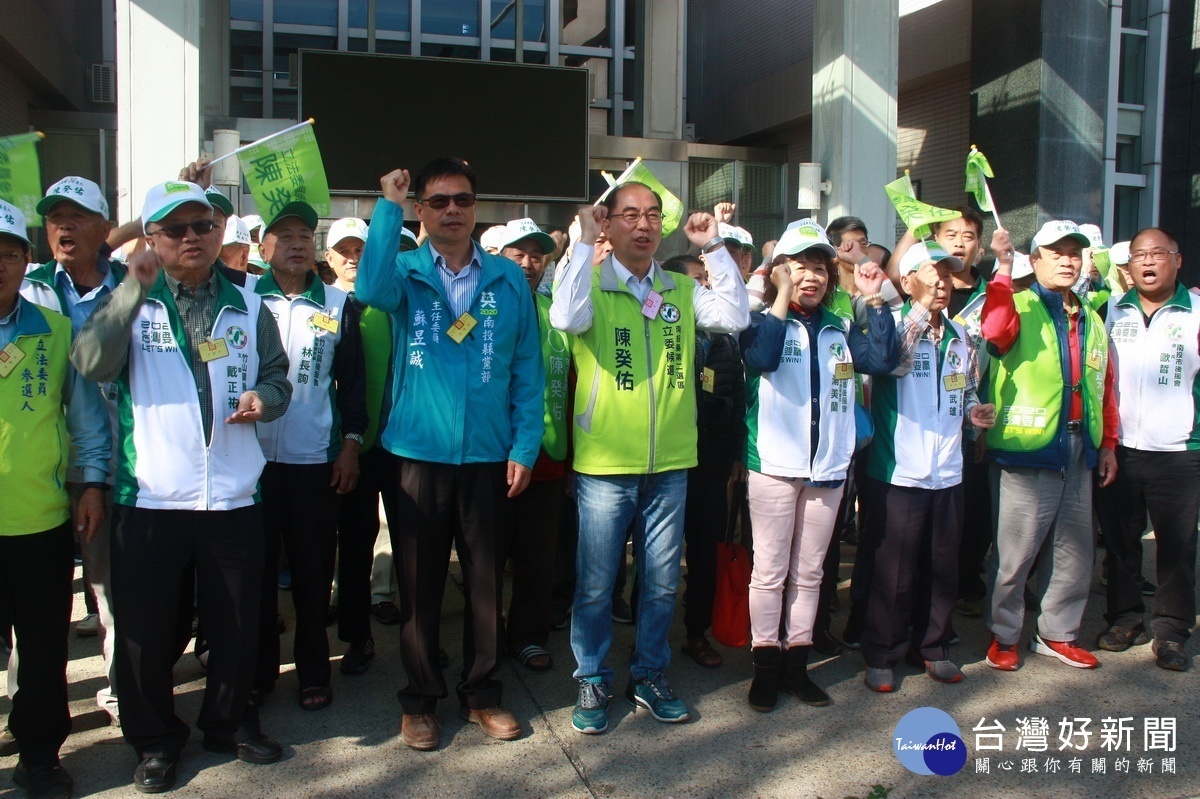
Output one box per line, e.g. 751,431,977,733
700,236,725,254
343,433,364,446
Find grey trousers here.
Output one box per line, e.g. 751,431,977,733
986,433,1095,645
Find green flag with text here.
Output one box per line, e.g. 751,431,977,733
237,122,331,221
885,174,961,239
599,157,685,237
0,132,43,227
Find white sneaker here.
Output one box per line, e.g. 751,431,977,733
75,613,99,637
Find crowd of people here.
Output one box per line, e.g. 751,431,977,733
0,152,1196,799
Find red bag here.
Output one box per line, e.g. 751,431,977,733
711,479,751,648
712,540,752,648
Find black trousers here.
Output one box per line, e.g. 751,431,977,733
506,476,567,652
860,479,963,669
394,459,510,714
1096,447,1200,644
112,505,263,760
683,462,731,639
337,447,402,645
256,461,339,692
0,524,73,769
956,436,993,600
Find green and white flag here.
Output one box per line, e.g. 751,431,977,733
228,120,331,220
0,132,44,227
597,157,685,237
885,172,961,239
964,146,995,213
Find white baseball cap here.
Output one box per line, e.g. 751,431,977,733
205,186,235,217
898,241,965,275
775,219,837,259
1011,251,1034,280
1078,223,1106,251
497,218,555,255
1031,220,1091,251
223,215,251,246
399,226,419,252
0,199,30,246
479,225,508,254
1109,241,1131,266
141,181,213,233
326,217,369,251
37,176,109,218
243,214,265,233
719,223,754,251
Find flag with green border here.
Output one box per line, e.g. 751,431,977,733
885,174,961,239
237,122,331,220
0,132,43,227
600,157,685,237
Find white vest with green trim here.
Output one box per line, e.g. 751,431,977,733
114,275,264,510
255,274,350,464
744,310,857,481
868,314,971,490
1107,284,1200,452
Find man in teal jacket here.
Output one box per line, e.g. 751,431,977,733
356,158,544,752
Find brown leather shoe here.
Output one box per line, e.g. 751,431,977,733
401,713,439,751
460,706,521,740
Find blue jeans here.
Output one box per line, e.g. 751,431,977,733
571,471,687,683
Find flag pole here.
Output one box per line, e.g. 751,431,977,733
207,119,315,168
983,181,1002,230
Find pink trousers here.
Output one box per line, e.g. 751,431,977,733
747,471,843,648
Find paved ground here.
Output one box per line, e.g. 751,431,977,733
2,535,1198,799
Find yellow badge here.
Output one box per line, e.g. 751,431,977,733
311,312,340,334
1086,351,1102,370
198,337,230,363
702,367,716,393
834,362,854,381
446,312,478,344
0,342,25,378
943,372,967,391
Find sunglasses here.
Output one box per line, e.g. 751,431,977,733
417,193,477,210
149,219,217,239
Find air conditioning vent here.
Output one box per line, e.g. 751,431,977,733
90,63,115,104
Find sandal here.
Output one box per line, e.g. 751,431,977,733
515,644,553,672
298,685,332,712
682,636,723,669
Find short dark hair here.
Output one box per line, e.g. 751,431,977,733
826,216,868,246
662,254,703,275
932,207,984,237
0,232,29,258
602,182,663,213
1131,227,1179,252
761,251,836,308
413,156,477,199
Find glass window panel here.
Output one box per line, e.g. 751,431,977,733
420,43,481,59
422,1,480,36
349,0,410,32
1116,136,1142,173
489,0,548,43
275,88,299,121
274,33,337,74
376,38,410,54
563,0,610,49
1119,33,1146,105
1122,0,1149,29
231,30,263,78
1113,185,1141,242
232,0,263,22
230,85,264,118
348,37,368,52
274,0,337,26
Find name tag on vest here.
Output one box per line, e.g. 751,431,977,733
834,362,853,381
447,312,477,344
199,337,230,363
1086,351,1102,370
0,342,25,378
702,367,716,393
943,372,967,391
642,290,664,319
311,312,340,334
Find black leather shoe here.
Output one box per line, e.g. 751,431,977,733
13,762,73,799
133,757,176,794
340,637,375,675
1096,625,1149,652
1154,639,1190,672
202,734,282,764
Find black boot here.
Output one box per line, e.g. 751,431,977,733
748,646,782,712
782,646,830,706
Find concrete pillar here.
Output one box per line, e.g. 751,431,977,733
115,0,202,222
811,0,899,239
971,0,1109,251
640,0,684,141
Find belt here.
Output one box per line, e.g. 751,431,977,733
1066,420,1082,433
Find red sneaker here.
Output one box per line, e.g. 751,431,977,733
985,637,1020,671
1032,635,1099,669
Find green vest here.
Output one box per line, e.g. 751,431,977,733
536,293,570,461
987,289,1107,454
570,259,698,475
358,304,391,451
0,301,71,535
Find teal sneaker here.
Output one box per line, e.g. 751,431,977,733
572,677,610,734
625,673,689,723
